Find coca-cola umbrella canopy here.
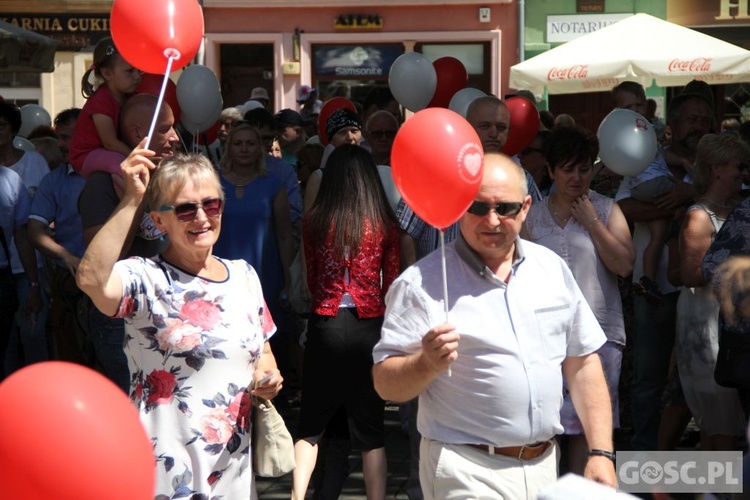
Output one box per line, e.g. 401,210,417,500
0,20,57,73
510,13,750,95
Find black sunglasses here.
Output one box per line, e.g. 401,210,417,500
738,162,750,172
159,197,225,222
368,130,397,140
467,201,524,217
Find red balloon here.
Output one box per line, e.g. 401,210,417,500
111,0,204,74
193,119,219,145
501,96,540,156
0,362,154,500
427,57,468,109
317,97,357,146
136,73,182,124
392,108,484,229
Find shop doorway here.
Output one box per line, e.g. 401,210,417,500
219,43,274,110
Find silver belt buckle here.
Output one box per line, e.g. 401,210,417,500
517,444,527,460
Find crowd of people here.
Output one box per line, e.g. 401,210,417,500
2,37,750,498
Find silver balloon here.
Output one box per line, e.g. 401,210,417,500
18,104,51,138
388,52,437,113
13,135,36,152
176,65,222,126
597,108,658,177
448,88,486,119
180,99,222,135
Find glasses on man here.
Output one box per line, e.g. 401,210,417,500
159,197,225,222
467,200,523,217
368,130,397,140
738,162,750,173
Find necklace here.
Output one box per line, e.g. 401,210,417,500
549,196,570,224
223,171,257,199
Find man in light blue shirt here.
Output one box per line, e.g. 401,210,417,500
373,154,616,498
28,108,88,363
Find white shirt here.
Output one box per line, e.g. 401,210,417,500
373,235,605,447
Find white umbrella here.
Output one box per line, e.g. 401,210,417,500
0,20,57,73
510,13,750,95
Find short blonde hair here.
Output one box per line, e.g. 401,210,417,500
693,134,750,195
147,154,223,211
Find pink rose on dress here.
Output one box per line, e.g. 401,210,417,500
180,300,221,330
228,391,252,430
145,369,177,405
156,318,203,352
117,295,136,317
200,407,234,444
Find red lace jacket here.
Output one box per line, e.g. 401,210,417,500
303,218,400,318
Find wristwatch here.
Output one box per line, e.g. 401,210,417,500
588,449,616,463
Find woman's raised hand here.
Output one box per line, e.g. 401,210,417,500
570,194,598,227
120,137,157,200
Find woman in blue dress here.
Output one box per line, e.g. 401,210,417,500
213,123,295,327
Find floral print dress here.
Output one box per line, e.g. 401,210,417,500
113,255,275,499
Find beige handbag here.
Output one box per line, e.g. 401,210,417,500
252,396,295,477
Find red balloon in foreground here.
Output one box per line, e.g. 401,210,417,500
317,97,357,145
0,362,154,500
427,57,468,109
501,96,540,156
136,73,182,124
111,0,204,74
392,108,484,229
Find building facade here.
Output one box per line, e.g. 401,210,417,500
0,0,518,118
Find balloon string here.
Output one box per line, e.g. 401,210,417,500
145,54,177,151
440,230,452,378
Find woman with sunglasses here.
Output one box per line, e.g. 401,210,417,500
521,126,634,476
291,144,399,500
77,147,283,497
673,134,748,451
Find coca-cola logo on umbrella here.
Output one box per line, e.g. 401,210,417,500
547,65,589,81
668,58,712,72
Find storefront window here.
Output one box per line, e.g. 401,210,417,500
417,42,491,93
219,43,274,109
313,43,403,103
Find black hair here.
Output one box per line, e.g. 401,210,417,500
543,126,599,171
54,108,81,128
306,144,397,258
0,102,22,135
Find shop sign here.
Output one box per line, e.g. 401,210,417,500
333,14,383,30
667,0,750,26
547,14,632,43
577,0,605,12
314,44,402,77
1,13,111,51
